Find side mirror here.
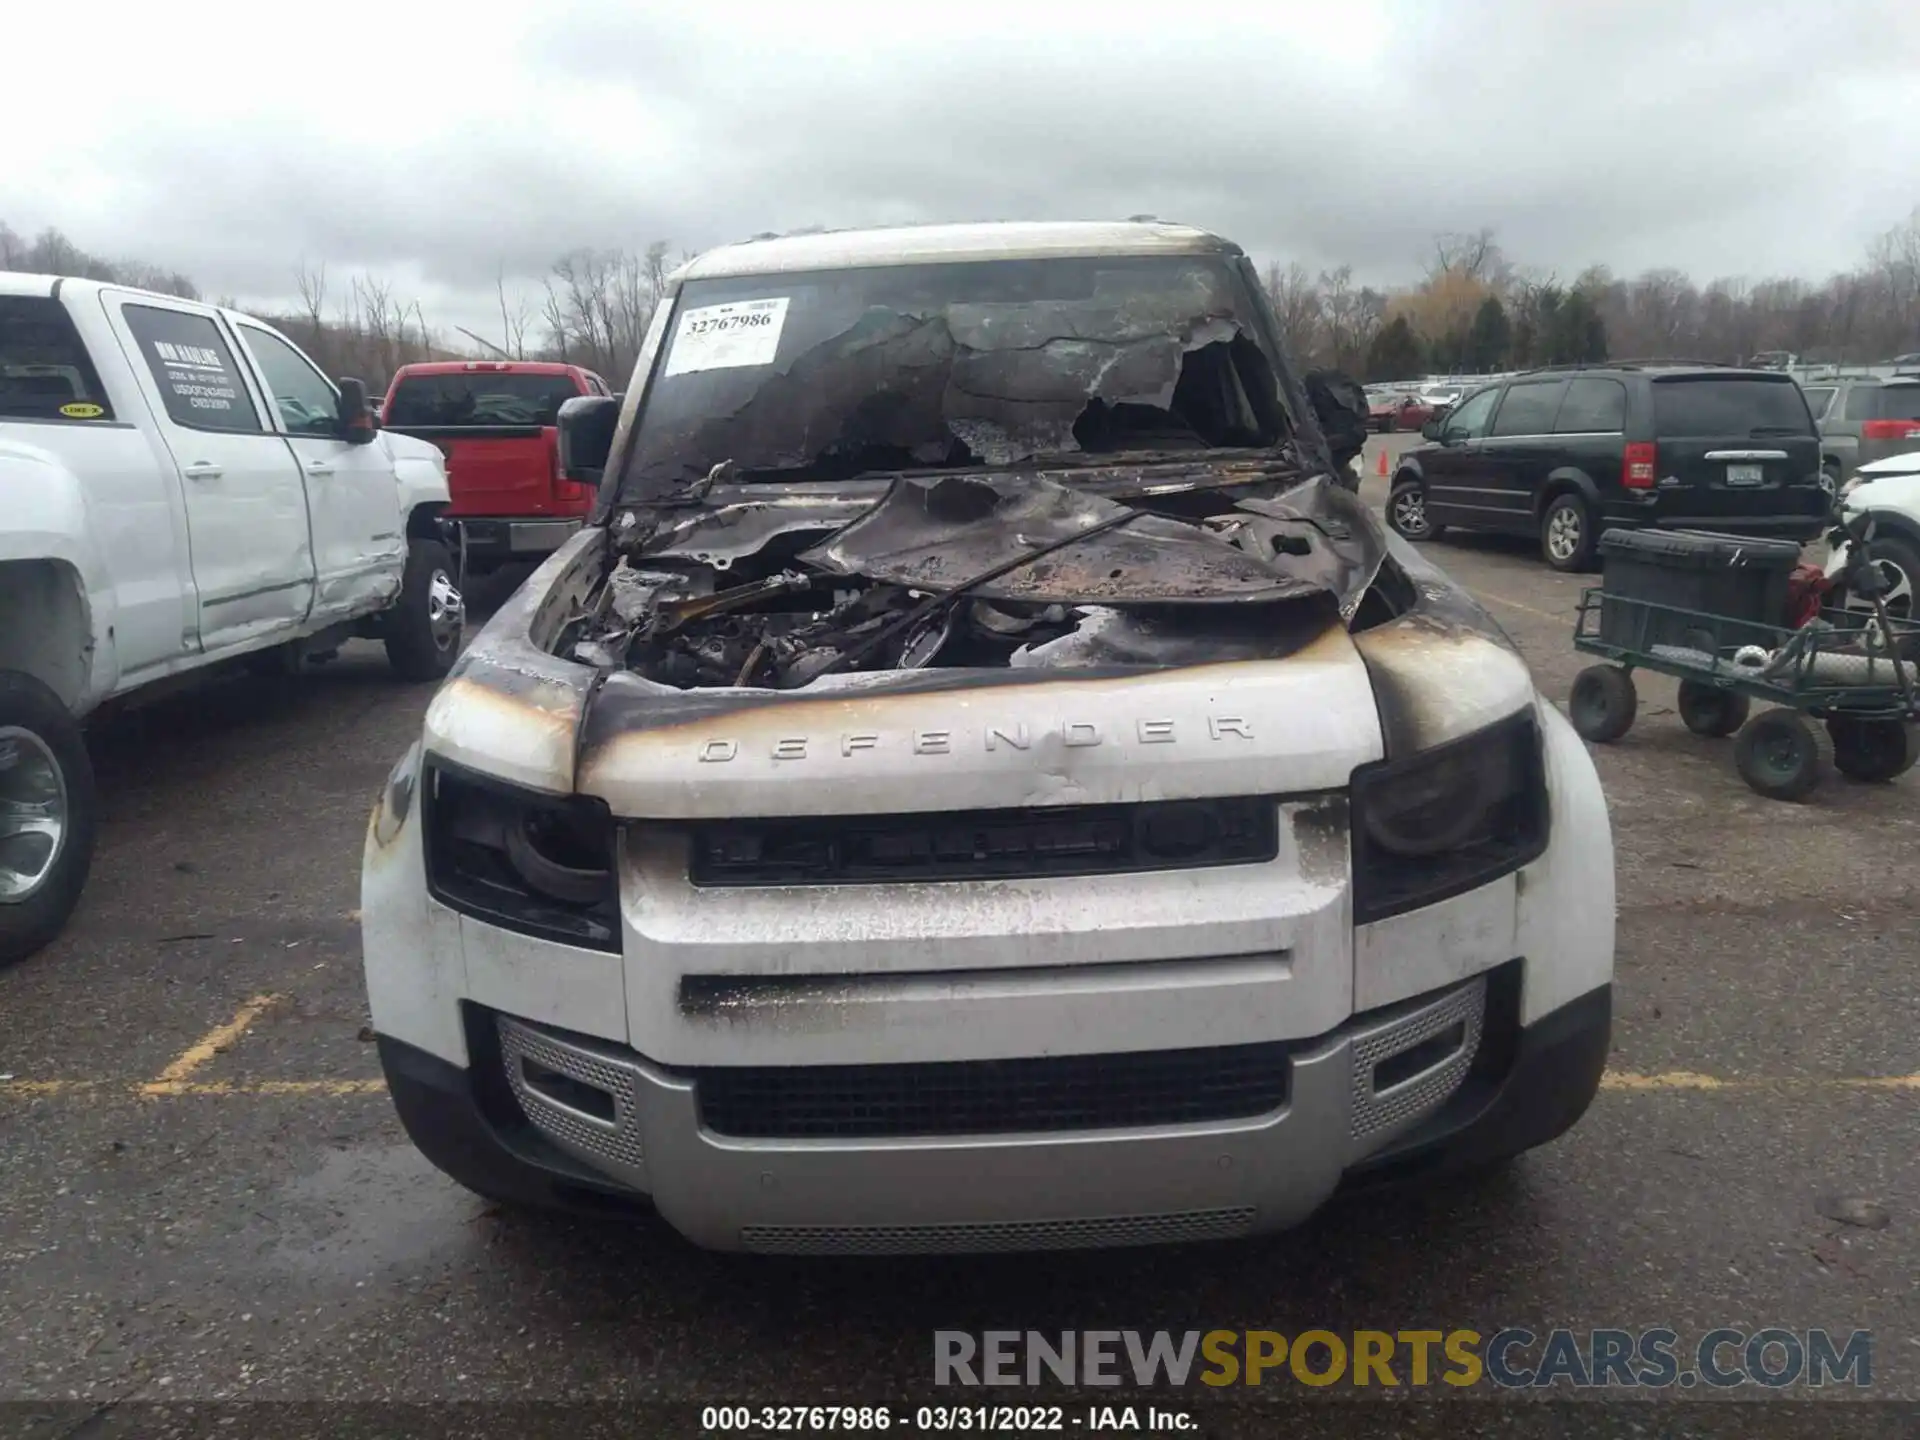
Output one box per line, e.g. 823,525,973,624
336,377,378,445
557,394,621,486
1420,420,1444,442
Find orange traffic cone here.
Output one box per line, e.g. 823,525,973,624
1376,449,1389,478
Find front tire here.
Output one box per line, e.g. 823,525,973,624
385,540,465,682
1387,477,1444,541
1541,492,1597,572
1734,707,1832,801
0,671,97,968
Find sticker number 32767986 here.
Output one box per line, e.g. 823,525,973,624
665,297,790,377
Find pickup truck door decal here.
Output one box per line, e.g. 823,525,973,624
108,295,316,650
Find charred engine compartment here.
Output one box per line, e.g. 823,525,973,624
582,567,1137,690
555,468,1398,691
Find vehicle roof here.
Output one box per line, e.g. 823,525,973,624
0,273,289,335
0,272,59,299
391,360,585,377
1506,362,1801,381
672,221,1239,283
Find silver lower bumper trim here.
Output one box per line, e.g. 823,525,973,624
492,975,1487,1254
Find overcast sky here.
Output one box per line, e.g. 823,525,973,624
7,0,1917,345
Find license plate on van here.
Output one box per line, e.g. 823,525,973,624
1726,464,1764,486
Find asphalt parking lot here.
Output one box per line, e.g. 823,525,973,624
4,435,1917,1428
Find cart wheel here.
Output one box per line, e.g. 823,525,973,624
1734,707,1833,801
1826,716,1918,783
1677,681,1751,738
1570,665,1637,743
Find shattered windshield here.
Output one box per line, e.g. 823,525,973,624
616,254,1293,498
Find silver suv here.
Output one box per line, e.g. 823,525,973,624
1799,374,1920,481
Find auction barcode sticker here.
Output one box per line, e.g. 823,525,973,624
664,297,790,376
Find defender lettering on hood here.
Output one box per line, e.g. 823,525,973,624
692,713,1257,764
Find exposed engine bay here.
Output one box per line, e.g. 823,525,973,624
554,249,1407,691
555,466,1397,691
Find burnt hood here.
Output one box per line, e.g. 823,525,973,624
635,466,1386,617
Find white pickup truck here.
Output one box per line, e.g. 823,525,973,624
1,274,462,965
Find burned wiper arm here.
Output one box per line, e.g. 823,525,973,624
784,506,1146,687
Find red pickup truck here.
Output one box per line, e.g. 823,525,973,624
381,361,612,574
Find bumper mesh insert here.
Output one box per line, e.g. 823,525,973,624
742,1208,1258,1255
694,1042,1293,1139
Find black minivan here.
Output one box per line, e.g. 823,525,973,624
1385,364,1829,571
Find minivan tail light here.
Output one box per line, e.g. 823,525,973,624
1622,442,1657,489
1860,420,1920,441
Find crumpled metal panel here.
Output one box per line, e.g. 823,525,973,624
634,492,879,570
798,470,1380,612
1008,600,1339,669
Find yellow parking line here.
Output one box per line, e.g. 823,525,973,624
0,1079,98,1096
1478,591,1564,624
160,1079,388,1096
140,993,282,1095
1602,1070,1729,1090
0,1077,384,1098
1603,1071,1920,1091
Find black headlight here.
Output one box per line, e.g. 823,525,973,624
1351,710,1548,925
422,761,620,951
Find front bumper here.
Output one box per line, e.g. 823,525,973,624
378,970,1611,1254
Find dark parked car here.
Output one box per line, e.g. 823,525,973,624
1385,364,1829,571
1798,374,1920,482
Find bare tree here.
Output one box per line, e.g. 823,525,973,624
1261,261,1323,366
1314,267,1384,374
295,261,328,343
540,242,674,378
497,264,534,360
1430,228,1508,287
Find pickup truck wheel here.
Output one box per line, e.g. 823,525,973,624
0,672,97,967
385,540,465,682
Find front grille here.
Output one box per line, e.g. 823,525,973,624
686,797,1279,887
741,1208,1258,1256
694,1042,1293,1139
